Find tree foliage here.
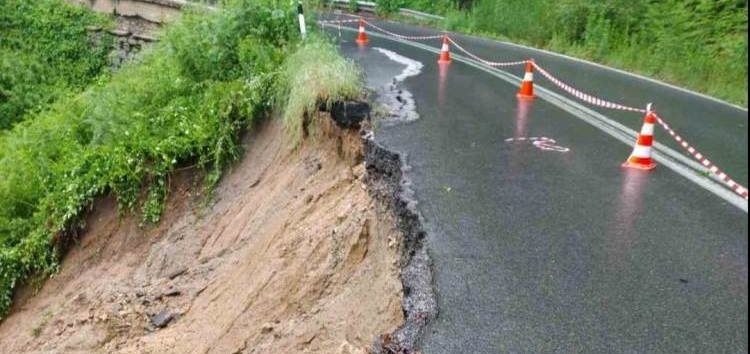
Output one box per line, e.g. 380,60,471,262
0,0,112,130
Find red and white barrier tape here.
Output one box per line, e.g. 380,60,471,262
363,20,443,41
653,114,748,200
447,37,527,67
531,62,646,113
318,19,360,24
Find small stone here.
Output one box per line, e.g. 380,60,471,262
261,323,274,334
150,310,174,328
107,29,131,37
341,168,354,182
163,288,181,297
352,165,365,179
167,268,187,280
132,33,157,42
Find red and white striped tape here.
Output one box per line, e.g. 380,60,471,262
318,19,360,24
363,20,443,41
653,114,748,200
448,37,527,67
531,62,646,113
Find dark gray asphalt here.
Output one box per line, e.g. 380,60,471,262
328,20,747,354
342,18,749,186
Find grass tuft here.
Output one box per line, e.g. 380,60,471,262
277,36,363,144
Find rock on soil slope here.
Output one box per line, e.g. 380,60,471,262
0,117,404,353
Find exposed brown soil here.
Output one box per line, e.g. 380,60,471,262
0,117,404,353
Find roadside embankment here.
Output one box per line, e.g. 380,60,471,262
0,112,408,353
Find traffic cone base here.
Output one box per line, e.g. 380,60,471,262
621,159,657,171
356,32,368,44
517,92,536,99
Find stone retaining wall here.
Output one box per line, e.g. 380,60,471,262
67,0,184,24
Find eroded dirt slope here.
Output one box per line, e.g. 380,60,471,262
0,118,404,353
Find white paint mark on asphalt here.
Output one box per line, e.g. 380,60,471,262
372,47,423,123
506,137,570,153
374,47,423,82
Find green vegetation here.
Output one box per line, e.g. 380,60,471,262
278,38,362,143
0,0,113,130
380,0,748,106
0,0,361,318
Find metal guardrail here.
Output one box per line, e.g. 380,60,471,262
398,8,444,21
329,0,445,20
330,0,376,13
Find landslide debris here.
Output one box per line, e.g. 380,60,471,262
0,114,405,354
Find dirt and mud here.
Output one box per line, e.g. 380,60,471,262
0,116,408,354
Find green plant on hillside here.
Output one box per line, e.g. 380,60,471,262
348,0,360,13
0,0,362,319
0,0,113,130
376,0,403,15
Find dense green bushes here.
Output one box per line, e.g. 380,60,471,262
0,0,361,318
0,0,113,130
399,0,748,106
375,0,454,15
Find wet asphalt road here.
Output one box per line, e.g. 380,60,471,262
331,17,749,186
327,19,747,354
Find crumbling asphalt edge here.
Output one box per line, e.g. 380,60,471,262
363,130,437,354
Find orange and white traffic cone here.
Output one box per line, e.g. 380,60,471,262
517,60,535,99
438,35,451,64
356,18,368,45
622,106,657,171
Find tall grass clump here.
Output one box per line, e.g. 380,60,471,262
277,36,362,144
0,0,113,130
399,0,748,106
0,0,322,318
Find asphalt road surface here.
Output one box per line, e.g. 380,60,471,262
325,16,747,354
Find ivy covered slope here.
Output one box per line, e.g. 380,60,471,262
0,0,113,130
0,0,361,318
